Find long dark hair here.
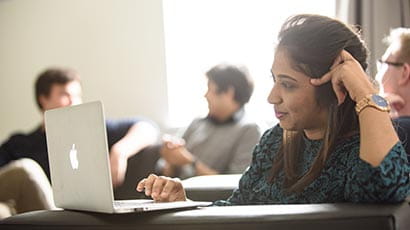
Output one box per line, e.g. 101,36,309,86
270,14,369,193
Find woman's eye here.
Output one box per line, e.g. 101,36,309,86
281,82,294,89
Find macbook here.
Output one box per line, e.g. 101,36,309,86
44,101,211,213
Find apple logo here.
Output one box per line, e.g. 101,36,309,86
69,144,79,170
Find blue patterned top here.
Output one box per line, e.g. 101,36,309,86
215,125,410,205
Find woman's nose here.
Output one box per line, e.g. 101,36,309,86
267,85,281,105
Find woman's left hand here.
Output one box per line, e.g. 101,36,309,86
310,50,376,104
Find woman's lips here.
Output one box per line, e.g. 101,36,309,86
275,111,287,119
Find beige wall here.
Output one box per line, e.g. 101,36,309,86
0,0,168,142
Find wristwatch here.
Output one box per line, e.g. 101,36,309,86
355,94,390,114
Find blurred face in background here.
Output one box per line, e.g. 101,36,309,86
376,42,405,94
204,79,236,120
39,80,82,111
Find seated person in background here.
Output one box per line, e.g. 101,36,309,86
0,158,55,220
137,14,410,204
0,67,159,188
375,27,410,157
157,64,261,179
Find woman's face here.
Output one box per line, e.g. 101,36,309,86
268,48,329,140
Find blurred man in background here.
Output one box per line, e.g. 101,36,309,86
0,67,159,217
157,64,261,179
376,28,410,157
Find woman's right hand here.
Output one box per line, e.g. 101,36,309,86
136,174,187,202
310,50,376,104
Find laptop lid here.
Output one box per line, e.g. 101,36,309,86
45,101,116,213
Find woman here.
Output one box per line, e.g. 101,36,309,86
136,14,410,204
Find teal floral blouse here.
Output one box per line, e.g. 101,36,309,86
215,125,410,205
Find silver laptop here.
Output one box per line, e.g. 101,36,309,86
44,101,211,213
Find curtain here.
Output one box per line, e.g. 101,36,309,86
336,0,410,78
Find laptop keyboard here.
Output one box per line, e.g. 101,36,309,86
114,199,153,208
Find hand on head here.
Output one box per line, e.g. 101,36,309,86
310,50,377,104
136,174,187,202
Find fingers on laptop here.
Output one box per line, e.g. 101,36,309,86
136,174,186,202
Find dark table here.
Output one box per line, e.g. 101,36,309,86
1,200,410,230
